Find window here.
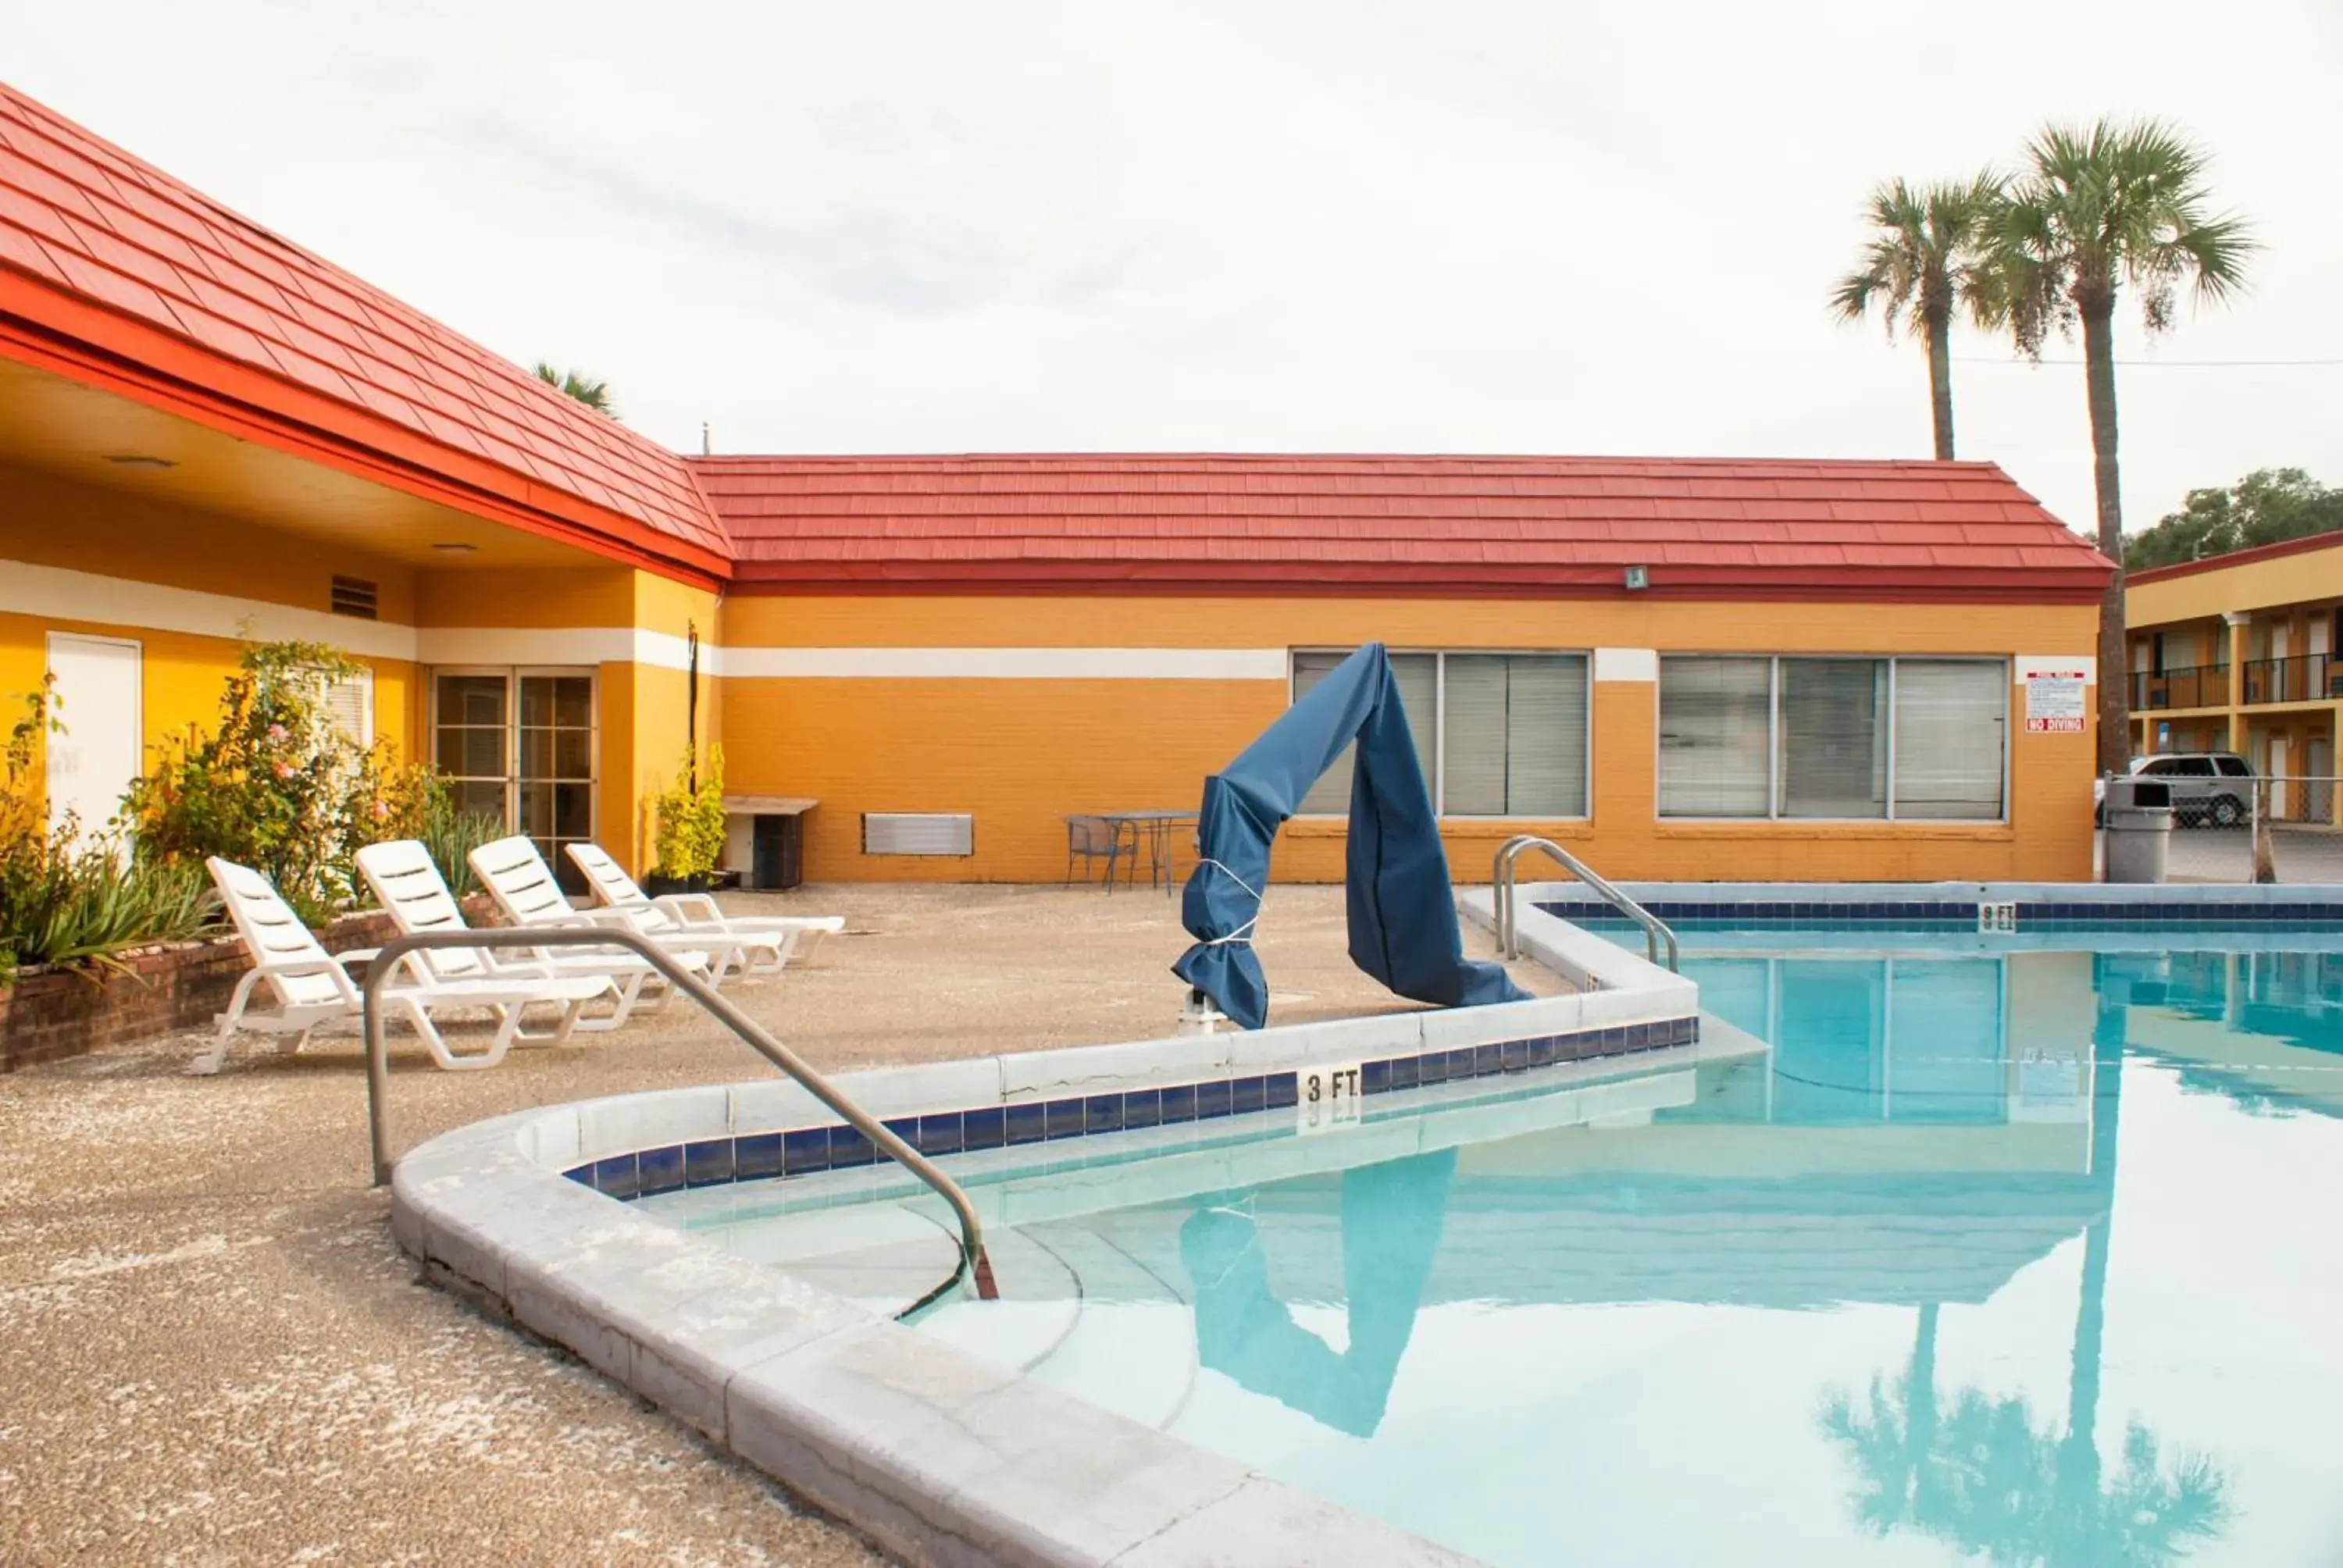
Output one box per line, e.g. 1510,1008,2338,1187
1779,659,1888,818
1892,661,2006,819
322,670,374,747
432,669,597,887
1291,650,1589,818
2216,755,2253,778
1657,657,1770,816
1657,656,2007,821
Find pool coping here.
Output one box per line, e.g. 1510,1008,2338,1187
1513,878,2343,924
390,893,1695,1567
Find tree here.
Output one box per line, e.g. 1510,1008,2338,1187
2127,468,2343,571
1821,1003,2234,1565
1830,174,2005,460
1982,120,2254,774
532,360,616,418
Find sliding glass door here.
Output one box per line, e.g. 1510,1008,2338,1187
433,669,596,888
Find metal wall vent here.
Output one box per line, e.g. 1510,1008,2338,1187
330,575,380,620
862,812,974,857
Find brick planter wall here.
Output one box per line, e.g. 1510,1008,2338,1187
0,897,493,1073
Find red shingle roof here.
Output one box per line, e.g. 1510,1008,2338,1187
693,454,2113,600
0,81,2110,604
0,82,729,566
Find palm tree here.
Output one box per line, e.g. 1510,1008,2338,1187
531,360,616,418
1821,992,2234,1565
1983,120,2254,775
1830,174,2005,460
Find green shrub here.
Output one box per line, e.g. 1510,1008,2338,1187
651,745,727,882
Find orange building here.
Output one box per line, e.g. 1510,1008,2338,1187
0,81,2113,887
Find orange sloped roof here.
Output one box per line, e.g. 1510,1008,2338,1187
0,81,729,576
693,453,2114,600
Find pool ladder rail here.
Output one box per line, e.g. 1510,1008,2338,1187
1491,835,1679,973
362,925,998,1317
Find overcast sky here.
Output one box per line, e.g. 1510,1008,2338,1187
6,0,2341,536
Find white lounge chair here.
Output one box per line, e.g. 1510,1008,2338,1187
355,839,704,1033
198,857,608,1075
468,836,744,987
565,841,844,978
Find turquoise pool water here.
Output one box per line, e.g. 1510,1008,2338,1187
895,939,2343,1566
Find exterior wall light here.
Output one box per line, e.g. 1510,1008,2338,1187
1624,564,1650,590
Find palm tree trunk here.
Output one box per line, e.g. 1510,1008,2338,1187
2059,984,2127,1532
1906,1303,1939,1514
1926,310,1956,461
2082,299,2129,775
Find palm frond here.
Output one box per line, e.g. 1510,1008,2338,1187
530,359,619,418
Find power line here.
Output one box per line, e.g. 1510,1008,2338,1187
1952,355,2343,368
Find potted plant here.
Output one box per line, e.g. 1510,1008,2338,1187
647,745,727,895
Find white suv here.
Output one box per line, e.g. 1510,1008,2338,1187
2095,752,2255,828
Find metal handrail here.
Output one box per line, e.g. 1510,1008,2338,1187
363,926,996,1310
1491,835,1678,972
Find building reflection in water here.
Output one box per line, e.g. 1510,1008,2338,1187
1158,950,2242,1562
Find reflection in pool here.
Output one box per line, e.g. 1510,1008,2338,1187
911,946,2343,1566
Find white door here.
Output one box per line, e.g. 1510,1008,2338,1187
2270,732,2291,821
45,634,143,839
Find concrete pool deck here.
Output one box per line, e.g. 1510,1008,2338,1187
0,883,1560,1566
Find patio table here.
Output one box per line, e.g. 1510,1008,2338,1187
1095,810,1199,895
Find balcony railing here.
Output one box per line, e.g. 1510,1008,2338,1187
2131,664,2227,710
2242,653,2340,706
2131,657,2343,708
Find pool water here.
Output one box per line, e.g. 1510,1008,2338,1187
893,940,2343,1566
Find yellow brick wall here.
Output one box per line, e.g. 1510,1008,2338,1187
715,593,2099,885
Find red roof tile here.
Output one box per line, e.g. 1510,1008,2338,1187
692,454,2111,600
0,81,728,569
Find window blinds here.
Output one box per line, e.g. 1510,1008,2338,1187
1443,654,1589,815
1892,661,2006,819
1293,652,1438,814
1778,658,1888,819
1657,657,1771,816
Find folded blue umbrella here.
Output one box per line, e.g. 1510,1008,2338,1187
1172,643,1527,1029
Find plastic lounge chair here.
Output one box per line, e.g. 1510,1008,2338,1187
565,841,844,978
469,836,736,988
197,857,608,1075
355,839,694,1032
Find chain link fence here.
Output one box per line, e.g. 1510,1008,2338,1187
2110,775,2343,884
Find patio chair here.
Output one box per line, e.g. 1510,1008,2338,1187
356,839,699,1032
196,857,608,1075
469,836,744,989
565,841,843,978
1065,814,1134,890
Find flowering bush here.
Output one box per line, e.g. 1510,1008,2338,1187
124,640,462,925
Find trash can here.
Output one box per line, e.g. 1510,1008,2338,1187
2102,775,2174,885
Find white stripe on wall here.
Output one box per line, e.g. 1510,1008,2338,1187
1592,647,1660,682
0,558,419,661
718,647,1289,680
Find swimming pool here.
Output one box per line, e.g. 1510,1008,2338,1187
647,932,2343,1566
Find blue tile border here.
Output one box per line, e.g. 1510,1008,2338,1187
1535,896,2343,929
565,1013,1699,1199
